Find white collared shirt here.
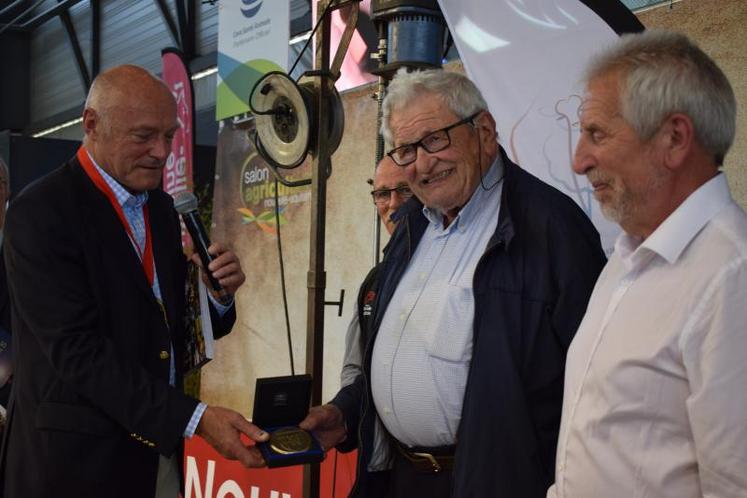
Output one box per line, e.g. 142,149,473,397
370,159,503,447
549,173,747,498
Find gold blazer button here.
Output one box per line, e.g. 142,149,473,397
160,350,170,360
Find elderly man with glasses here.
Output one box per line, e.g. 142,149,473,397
301,69,606,498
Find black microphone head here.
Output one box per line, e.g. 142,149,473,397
173,191,199,214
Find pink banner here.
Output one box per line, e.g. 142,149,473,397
312,0,377,91
162,48,195,251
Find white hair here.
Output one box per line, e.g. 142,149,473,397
380,68,488,145
585,29,736,165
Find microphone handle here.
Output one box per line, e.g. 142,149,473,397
183,211,225,293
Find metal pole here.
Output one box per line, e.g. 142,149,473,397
303,2,331,497
91,0,100,78
59,6,91,92
372,22,388,264
153,0,181,48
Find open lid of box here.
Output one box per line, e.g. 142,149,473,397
252,374,312,428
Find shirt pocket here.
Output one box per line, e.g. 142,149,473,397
423,282,474,364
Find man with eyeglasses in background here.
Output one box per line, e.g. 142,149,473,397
341,156,413,389
339,156,413,496
301,68,606,498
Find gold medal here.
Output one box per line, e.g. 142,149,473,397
269,427,312,455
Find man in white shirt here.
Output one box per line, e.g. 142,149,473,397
549,30,747,498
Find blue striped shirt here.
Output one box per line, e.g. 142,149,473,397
371,157,504,447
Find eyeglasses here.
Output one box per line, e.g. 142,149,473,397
387,112,480,167
371,185,413,205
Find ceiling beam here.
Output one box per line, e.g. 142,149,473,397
21,0,85,30
0,0,45,36
153,0,181,48
90,0,100,78
178,0,196,60
0,0,28,19
58,2,90,91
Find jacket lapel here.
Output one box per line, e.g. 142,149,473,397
148,193,180,339
70,157,157,301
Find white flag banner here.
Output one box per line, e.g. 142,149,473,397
437,0,642,253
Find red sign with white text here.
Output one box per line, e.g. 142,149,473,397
184,436,356,498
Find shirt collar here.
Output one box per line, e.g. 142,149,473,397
615,172,731,269
86,150,149,210
422,155,504,233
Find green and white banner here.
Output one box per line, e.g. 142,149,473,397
216,0,289,121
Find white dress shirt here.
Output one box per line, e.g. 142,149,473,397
549,173,747,498
371,159,503,448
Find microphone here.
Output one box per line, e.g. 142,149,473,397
173,191,230,302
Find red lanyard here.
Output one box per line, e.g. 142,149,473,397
77,147,155,287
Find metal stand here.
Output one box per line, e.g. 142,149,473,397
372,23,388,264
303,3,360,497
302,4,330,494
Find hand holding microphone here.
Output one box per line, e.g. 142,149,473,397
173,192,246,303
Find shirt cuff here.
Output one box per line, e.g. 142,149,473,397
184,402,207,438
207,292,233,316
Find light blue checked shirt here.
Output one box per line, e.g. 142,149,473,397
90,153,228,438
371,157,504,447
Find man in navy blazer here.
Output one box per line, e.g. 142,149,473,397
0,65,268,498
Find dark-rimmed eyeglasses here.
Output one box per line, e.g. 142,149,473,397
387,112,480,167
371,185,413,205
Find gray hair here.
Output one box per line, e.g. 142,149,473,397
585,29,736,166
380,68,488,144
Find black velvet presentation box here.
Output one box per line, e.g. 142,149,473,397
252,374,324,468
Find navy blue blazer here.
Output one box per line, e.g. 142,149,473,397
0,154,235,498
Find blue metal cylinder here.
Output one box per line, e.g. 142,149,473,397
386,13,446,66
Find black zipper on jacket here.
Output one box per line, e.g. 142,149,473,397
349,210,413,497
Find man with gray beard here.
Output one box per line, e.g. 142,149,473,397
549,30,747,498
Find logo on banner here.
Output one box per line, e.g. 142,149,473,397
241,0,262,18
237,151,310,235
216,0,288,120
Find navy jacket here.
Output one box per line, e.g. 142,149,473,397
333,148,606,497
0,155,236,498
